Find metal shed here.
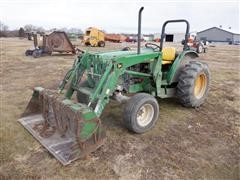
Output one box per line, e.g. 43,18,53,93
197,27,240,44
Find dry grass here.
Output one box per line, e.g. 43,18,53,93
0,38,240,179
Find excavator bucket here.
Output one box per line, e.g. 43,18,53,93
18,87,105,165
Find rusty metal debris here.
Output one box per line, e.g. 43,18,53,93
25,31,81,58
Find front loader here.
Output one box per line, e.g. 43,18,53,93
19,7,210,165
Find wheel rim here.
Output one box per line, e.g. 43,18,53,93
136,104,154,127
194,73,207,99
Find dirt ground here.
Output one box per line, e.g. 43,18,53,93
0,38,239,180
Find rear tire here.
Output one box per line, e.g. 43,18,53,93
177,61,210,107
196,44,203,53
98,41,105,47
123,93,159,133
122,47,131,51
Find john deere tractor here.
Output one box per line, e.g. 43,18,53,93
19,7,210,165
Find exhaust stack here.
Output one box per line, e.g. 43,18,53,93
137,7,144,54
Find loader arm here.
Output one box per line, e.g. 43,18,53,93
19,50,164,165
90,52,161,116
62,52,161,117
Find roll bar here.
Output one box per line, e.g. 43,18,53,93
159,19,190,51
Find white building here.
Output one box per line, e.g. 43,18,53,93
153,33,185,43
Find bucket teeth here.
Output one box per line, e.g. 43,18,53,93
18,87,106,165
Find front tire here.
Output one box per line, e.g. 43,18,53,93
25,50,33,56
177,61,210,107
123,93,159,133
32,49,42,58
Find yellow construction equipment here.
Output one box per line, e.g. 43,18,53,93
83,27,105,47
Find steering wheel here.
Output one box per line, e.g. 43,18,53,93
145,43,160,51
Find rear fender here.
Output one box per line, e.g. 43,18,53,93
167,50,198,84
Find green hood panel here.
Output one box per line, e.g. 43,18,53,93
93,48,155,61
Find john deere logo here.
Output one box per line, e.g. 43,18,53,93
117,63,123,68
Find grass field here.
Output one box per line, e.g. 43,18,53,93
0,38,239,179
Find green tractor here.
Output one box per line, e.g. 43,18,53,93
19,7,210,165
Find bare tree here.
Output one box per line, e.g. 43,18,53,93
24,24,36,32
68,28,83,35
0,21,9,37
18,27,25,38
24,24,45,35
57,27,68,32
35,26,45,33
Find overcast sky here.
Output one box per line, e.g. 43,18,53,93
0,0,239,34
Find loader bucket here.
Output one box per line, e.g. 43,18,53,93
18,87,105,165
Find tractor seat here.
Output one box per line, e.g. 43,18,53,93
162,47,176,65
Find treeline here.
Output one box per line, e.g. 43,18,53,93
0,21,83,37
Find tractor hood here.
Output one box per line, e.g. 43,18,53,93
93,48,155,61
